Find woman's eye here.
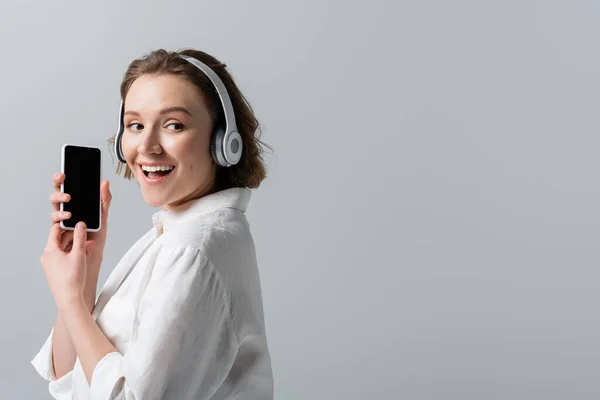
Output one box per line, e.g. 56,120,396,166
126,123,144,131
166,123,185,131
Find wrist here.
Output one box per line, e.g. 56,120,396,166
56,292,86,316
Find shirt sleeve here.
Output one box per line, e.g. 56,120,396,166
30,328,74,400
89,245,239,400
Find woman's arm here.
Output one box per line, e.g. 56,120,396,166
52,269,99,379
62,246,239,399
59,293,118,385
48,175,111,379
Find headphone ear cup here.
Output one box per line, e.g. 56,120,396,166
211,127,227,167
224,131,243,166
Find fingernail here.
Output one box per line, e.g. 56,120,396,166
77,222,86,230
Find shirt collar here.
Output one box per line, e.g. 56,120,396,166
152,187,251,234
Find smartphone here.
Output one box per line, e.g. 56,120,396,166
60,144,102,232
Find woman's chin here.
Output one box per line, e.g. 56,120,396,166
141,191,170,209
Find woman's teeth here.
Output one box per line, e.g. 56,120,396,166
141,165,174,172
141,165,175,178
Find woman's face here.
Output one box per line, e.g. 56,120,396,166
121,73,217,209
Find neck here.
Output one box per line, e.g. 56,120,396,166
163,176,216,212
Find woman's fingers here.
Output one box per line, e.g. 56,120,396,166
59,232,91,254
51,173,68,211
51,210,71,224
50,192,70,212
49,172,75,252
53,172,64,191
60,230,74,251
50,192,70,204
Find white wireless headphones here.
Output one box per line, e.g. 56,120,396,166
114,54,243,167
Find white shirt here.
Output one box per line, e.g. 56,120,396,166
31,187,273,399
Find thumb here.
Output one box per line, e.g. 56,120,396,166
72,222,88,255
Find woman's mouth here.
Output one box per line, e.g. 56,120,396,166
140,164,175,180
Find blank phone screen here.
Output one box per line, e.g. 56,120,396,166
62,145,101,230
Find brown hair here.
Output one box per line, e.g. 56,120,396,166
108,48,269,190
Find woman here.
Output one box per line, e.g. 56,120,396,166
31,48,274,399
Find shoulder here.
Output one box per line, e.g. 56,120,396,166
145,192,267,344
158,200,259,293
150,187,260,292
159,206,253,254
203,207,255,258
157,186,256,261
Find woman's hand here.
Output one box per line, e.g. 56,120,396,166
40,221,94,311
49,172,112,312
50,173,112,270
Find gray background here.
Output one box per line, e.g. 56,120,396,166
0,0,598,399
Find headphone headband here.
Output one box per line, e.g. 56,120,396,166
178,55,238,136
114,53,242,167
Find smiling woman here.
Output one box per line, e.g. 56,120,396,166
113,49,270,208
31,48,274,399
120,72,219,208
115,49,268,190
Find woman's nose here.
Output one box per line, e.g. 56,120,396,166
138,130,163,155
